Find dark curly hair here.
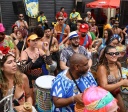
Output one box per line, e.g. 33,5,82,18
16,29,27,38
33,26,44,38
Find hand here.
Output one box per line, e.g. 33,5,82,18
43,42,49,51
74,93,83,105
14,105,29,112
32,51,39,63
121,79,128,87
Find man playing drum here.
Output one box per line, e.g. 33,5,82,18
51,53,97,112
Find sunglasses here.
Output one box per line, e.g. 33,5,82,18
106,52,119,56
19,16,23,17
58,19,63,21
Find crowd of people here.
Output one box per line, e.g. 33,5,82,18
0,6,128,112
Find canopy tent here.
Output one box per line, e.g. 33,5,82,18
86,0,120,8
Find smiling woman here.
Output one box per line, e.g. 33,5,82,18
97,45,128,112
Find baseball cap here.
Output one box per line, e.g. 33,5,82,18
27,34,39,41
79,24,89,33
0,23,5,33
69,31,79,40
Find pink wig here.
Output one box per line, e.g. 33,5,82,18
83,86,118,112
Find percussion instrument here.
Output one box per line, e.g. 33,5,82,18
35,75,55,112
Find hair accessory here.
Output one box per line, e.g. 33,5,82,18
0,46,10,59
84,92,114,110
109,34,121,44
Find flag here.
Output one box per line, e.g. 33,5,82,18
23,0,39,18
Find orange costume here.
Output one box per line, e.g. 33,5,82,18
54,23,68,43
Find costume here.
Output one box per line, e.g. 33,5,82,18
78,33,92,49
51,69,97,112
54,23,67,43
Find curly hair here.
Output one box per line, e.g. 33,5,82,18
0,54,23,96
16,28,27,38
33,26,44,38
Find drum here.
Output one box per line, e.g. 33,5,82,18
35,75,55,112
121,67,128,94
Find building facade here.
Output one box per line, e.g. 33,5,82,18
0,0,127,34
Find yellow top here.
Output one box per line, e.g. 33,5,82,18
37,16,47,23
70,12,81,20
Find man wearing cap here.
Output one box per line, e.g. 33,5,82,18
0,23,19,59
79,23,92,50
60,31,92,70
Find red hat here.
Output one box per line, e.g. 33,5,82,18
0,23,5,33
79,24,89,33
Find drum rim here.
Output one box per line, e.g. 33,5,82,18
35,75,55,89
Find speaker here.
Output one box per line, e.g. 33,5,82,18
12,1,25,15
76,2,85,13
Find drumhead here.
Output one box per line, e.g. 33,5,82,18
35,75,55,89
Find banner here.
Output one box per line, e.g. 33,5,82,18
23,0,39,18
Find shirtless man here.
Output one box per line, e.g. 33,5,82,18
41,27,59,53
112,20,124,43
15,13,28,29
54,15,70,47
39,27,60,72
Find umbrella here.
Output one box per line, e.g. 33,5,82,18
86,0,120,8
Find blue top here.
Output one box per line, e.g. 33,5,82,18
51,69,97,112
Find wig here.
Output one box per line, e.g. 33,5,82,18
83,86,118,112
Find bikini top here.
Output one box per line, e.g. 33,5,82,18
107,70,121,84
13,85,25,106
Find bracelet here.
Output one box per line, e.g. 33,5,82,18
72,96,74,103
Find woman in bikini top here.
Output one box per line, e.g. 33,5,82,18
0,51,32,111
97,45,128,112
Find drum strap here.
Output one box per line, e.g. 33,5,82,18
69,69,82,93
